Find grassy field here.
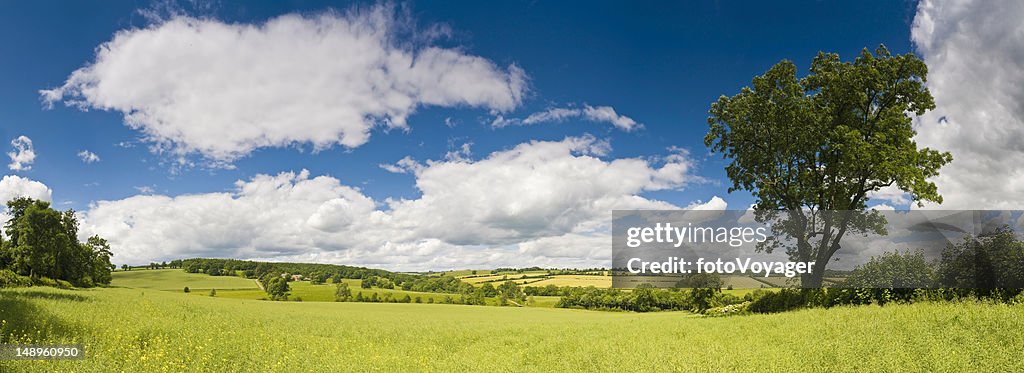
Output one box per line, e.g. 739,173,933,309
2,286,1022,371
527,275,611,288
213,280,464,304
112,270,477,304
111,269,259,291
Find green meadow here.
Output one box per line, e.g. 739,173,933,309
110,269,260,291
2,285,1022,372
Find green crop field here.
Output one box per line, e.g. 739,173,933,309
110,271,470,304
2,286,1022,372
110,269,260,291
212,280,464,304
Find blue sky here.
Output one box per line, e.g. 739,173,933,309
0,1,918,211
8,0,1013,270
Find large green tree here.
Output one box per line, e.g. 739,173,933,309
2,197,113,286
705,45,952,287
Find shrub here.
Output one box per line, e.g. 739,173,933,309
0,269,32,288
54,279,74,289
688,287,720,312
748,288,805,313
844,250,935,290
704,301,751,317
334,282,351,302
184,286,190,293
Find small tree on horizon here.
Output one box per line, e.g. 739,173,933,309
334,282,351,302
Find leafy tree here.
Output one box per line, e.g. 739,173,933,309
1,198,113,287
264,276,290,301
183,286,190,293
496,281,525,305
334,282,352,302
938,227,1024,290
705,45,952,287
480,283,498,297
845,250,934,289
209,288,217,297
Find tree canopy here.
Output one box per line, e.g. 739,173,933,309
1,197,113,287
705,45,952,287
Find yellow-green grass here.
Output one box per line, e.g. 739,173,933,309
528,275,611,288
111,269,259,291
527,295,561,308
113,270,501,305
461,273,545,284
445,269,492,277
211,280,457,304
3,286,1023,372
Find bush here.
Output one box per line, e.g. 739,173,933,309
0,269,32,288
704,301,751,317
334,282,351,302
688,287,720,312
844,250,934,289
748,288,806,313
54,279,74,289
183,286,190,293
31,277,73,289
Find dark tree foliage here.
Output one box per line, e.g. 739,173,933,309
0,197,113,287
706,45,952,287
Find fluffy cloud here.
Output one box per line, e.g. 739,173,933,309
685,196,727,210
41,5,526,164
7,136,35,171
492,104,642,131
81,136,698,269
77,150,100,164
911,0,1024,209
82,170,377,263
381,135,688,245
0,175,52,205
0,175,52,229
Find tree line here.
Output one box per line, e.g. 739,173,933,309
0,198,114,288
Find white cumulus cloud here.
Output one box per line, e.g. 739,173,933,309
0,175,52,205
41,4,527,165
911,0,1024,209
7,136,35,171
0,175,53,229
80,136,699,269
